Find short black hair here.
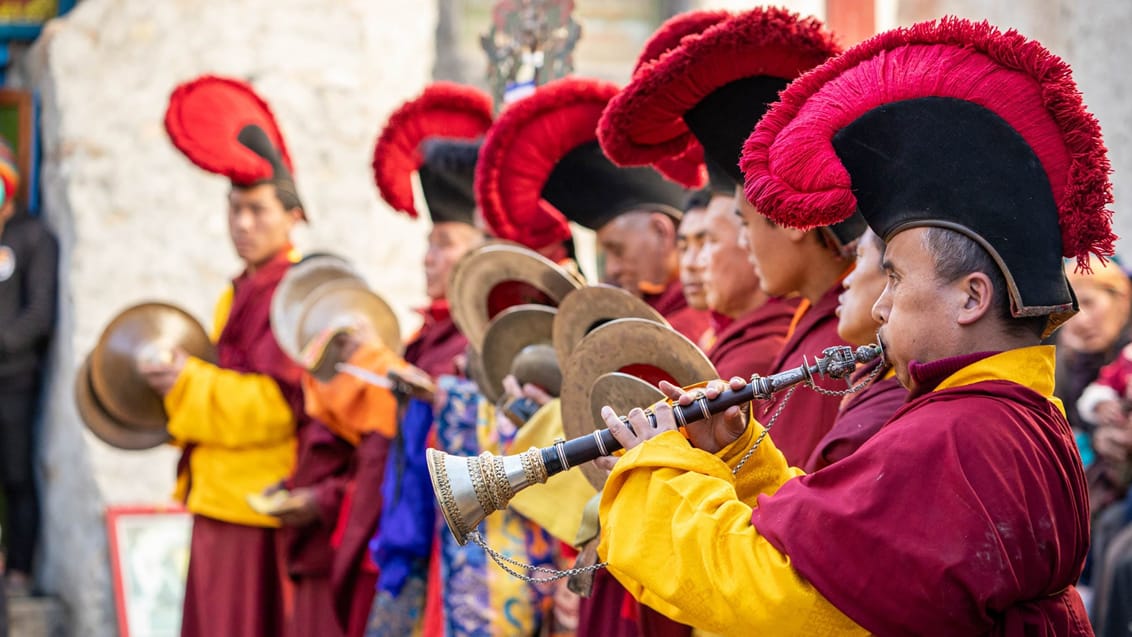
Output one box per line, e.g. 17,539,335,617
682,187,713,213
232,181,304,216
922,227,1046,339
272,181,303,214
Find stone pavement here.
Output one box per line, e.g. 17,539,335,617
7,596,66,637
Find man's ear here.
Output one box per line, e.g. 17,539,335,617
648,212,676,243
783,226,810,243
955,271,995,326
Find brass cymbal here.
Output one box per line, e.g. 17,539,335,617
560,317,716,489
464,344,496,403
480,305,560,403
89,302,216,430
587,371,667,481
449,243,582,352
75,354,170,450
271,254,365,363
552,284,665,366
296,280,403,382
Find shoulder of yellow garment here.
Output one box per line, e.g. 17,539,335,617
935,345,1062,415
211,285,234,342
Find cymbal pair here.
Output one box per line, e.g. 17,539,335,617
271,254,402,382
76,302,216,450
448,242,719,489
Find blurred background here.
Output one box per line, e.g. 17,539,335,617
0,0,1125,634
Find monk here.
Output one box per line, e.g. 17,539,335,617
595,208,706,342
475,77,706,344
142,75,309,637
362,83,494,637
476,75,702,637
597,18,1102,635
802,228,907,472
597,7,855,467
676,189,711,331
699,187,794,380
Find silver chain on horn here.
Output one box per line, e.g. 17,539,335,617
468,531,607,584
470,360,884,583
731,362,884,475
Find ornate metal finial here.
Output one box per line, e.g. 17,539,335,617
481,0,581,111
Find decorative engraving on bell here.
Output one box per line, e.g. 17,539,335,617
427,446,549,546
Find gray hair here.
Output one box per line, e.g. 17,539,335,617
921,226,1046,339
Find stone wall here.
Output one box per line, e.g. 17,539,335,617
10,0,437,634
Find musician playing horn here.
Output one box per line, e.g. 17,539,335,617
596,18,1106,636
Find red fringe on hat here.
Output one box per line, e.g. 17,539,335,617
372,83,493,218
632,9,732,75
632,10,732,190
164,76,293,185
741,17,1116,271
652,145,706,190
475,77,617,251
599,6,841,169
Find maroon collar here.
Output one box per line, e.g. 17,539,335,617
416,299,451,325
906,351,999,399
709,310,733,334
643,279,687,317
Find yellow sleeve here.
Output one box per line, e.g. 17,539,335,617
165,356,296,447
210,285,234,341
716,414,805,502
597,430,866,637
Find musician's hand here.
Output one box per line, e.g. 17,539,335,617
592,455,618,475
1095,424,1132,464
502,374,554,407
332,329,366,363
658,377,749,454
602,400,678,451
137,348,188,397
552,578,580,631
272,487,321,528
1095,399,1127,429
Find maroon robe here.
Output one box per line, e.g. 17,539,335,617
282,422,353,637
707,297,798,381
802,362,907,472
403,301,467,378
181,516,288,637
578,569,691,637
329,300,466,634
644,280,710,344
755,283,849,466
180,249,304,637
753,353,1091,636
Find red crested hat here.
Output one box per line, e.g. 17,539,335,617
165,76,302,211
599,7,840,196
632,9,732,76
372,82,494,220
742,17,1116,331
476,77,687,251
631,9,732,190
